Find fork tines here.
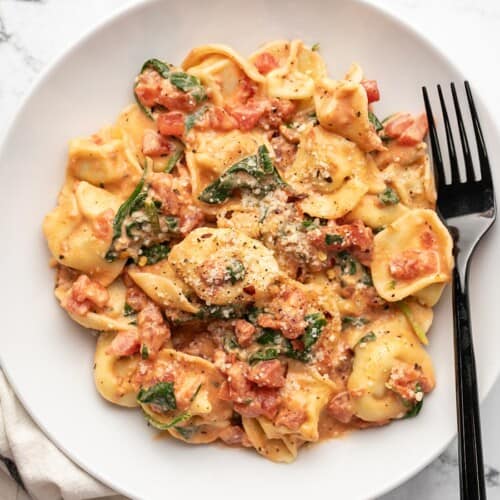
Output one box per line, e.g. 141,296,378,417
422,82,495,218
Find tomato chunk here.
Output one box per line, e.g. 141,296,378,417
254,52,279,75
157,111,185,137
361,79,380,103
389,249,438,280
397,113,428,146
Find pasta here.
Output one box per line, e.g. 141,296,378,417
43,40,453,462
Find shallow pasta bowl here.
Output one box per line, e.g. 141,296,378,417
1,0,499,499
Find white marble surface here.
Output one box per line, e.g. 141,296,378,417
0,0,499,498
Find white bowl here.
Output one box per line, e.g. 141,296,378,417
1,1,499,499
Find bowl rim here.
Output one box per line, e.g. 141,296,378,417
1,0,497,498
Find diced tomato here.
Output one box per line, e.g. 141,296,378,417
125,285,149,312
234,319,256,348
209,106,239,131
157,80,197,112
274,407,307,430
384,113,414,138
142,129,173,156
387,361,434,402
226,99,268,131
254,52,279,75
420,229,436,249
327,392,354,424
397,113,428,146
137,302,171,356
233,77,258,104
107,330,140,357
92,208,114,241
246,360,285,388
361,79,380,103
63,274,109,316
134,70,162,108
389,249,438,280
157,111,185,138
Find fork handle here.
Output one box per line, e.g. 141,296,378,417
453,266,486,499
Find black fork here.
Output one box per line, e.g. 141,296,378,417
422,82,496,500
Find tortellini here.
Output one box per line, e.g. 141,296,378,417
371,209,453,301
94,331,141,407
348,312,435,422
314,76,384,152
43,181,125,285
286,126,373,219
168,227,280,305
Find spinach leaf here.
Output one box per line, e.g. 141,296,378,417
378,187,400,205
226,259,245,285
145,412,191,431
341,316,369,330
144,201,160,233
246,306,263,325
311,43,320,52
368,111,383,132
403,383,424,418
256,329,282,345
164,215,179,233
360,266,373,286
301,218,317,231
248,348,280,365
106,173,147,261
141,58,172,79
169,72,207,103
283,342,311,362
141,344,149,360
325,233,343,245
124,303,135,317
198,145,287,204
174,426,198,439
185,105,208,133
356,331,376,346
137,382,176,412
337,251,357,275
140,242,170,265
164,148,184,173
302,313,327,350
196,303,247,320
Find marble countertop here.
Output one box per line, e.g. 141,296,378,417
0,0,499,498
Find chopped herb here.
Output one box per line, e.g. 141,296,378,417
302,313,327,350
342,316,369,330
283,342,311,362
256,329,282,345
164,215,179,233
141,344,149,360
169,72,207,103
248,348,280,365
198,145,287,204
185,105,208,133
360,267,373,286
224,335,240,351
374,226,385,234
246,306,263,325
226,259,246,285
140,242,170,265
337,251,357,275
368,111,383,132
397,301,428,345
311,43,320,51
378,187,400,205
137,382,176,412
301,218,317,231
356,331,376,346
196,304,247,320
325,233,344,245
124,303,135,316
388,279,397,290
